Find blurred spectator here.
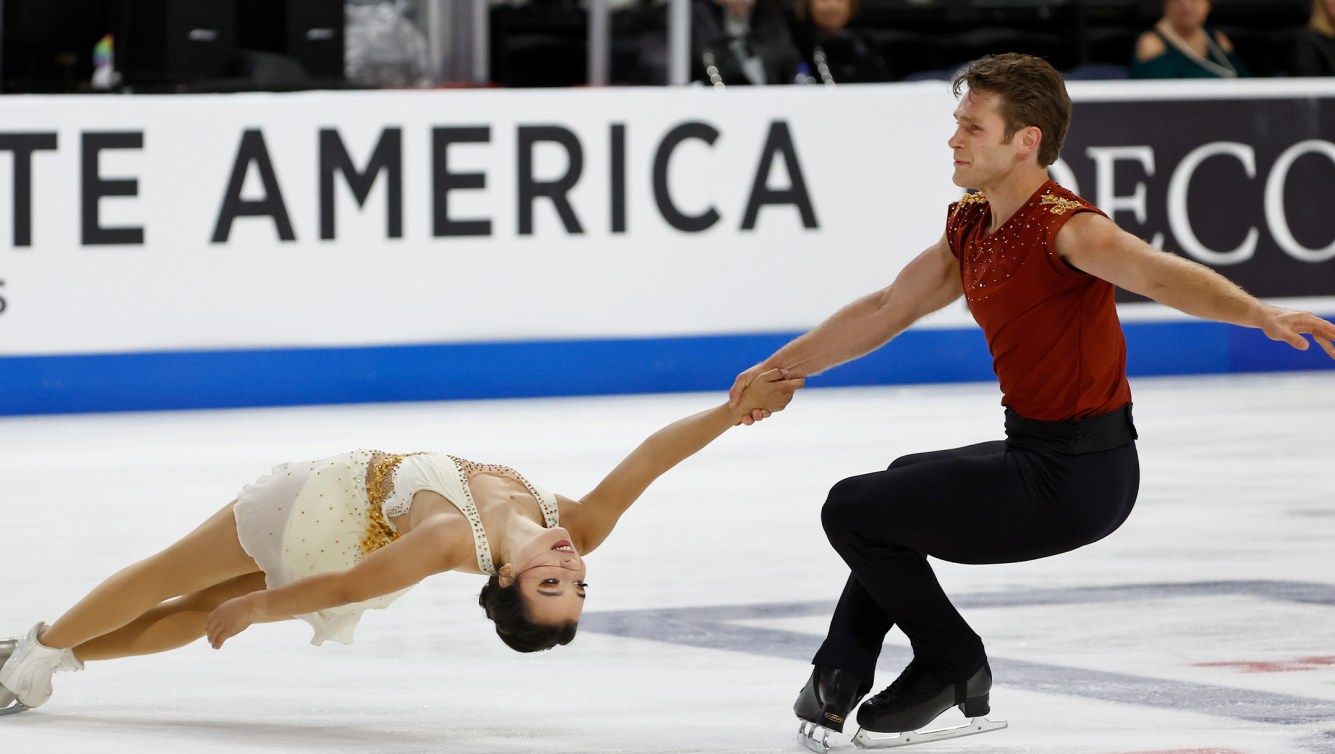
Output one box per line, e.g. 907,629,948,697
1130,0,1250,79
611,0,672,85
346,0,431,88
692,0,802,86
791,0,892,84
1288,0,1335,76
1,0,114,93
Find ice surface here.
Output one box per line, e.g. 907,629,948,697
2,373,1332,753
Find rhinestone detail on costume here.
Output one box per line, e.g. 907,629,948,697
948,183,1094,309
446,455,559,575
955,190,1048,303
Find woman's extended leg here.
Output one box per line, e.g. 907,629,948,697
73,572,268,661
39,502,261,651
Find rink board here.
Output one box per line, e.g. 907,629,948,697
1,79,1333,414
2,316,1334,414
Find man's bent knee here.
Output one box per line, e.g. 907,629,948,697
821,477,869,537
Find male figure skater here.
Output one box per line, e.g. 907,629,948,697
729,52,1335,750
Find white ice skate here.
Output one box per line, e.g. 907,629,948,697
852,715,1008,749
0,635,25,715
0,623,82,714
0,692,27,715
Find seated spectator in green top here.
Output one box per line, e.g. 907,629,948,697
1289,0,1335,76
1131,0,1249,79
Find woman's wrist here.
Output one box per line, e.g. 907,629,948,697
246,591,268,620
723,399,749,423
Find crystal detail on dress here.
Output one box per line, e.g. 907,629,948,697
450,457,559,529
356,451,559,575
447,456,560,575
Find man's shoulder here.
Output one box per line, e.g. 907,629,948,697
1037,182,1103,219
947,190,989,216
945,191,989,237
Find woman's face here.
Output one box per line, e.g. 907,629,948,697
502,526,587,626
1163,0,1211,32
810,0,853,33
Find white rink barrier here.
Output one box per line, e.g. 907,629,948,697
1,79,1332,413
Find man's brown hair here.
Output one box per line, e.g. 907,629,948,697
950,53,1071,167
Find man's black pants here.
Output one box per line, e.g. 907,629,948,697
813,405,1140,688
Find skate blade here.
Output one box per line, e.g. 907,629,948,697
0,701,30,717
797,720,835,753
852,717,1007,749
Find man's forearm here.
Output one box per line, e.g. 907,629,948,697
1144,253,1268,328
762,292,903,378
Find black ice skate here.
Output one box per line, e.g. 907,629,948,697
794,665,866,753
851,660,1006,749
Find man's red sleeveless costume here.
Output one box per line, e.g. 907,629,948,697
946,180,1132,421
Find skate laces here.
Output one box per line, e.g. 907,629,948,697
865,661,947,707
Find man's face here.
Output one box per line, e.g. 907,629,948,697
947,89,1027,190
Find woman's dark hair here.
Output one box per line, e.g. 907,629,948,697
478,573,578,653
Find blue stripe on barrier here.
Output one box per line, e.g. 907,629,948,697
1,318,1332,416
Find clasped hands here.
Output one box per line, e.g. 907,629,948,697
729,366,804,425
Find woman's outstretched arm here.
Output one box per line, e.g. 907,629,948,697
205,520,471,648
569,368,803,555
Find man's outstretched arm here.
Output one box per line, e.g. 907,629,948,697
729,234,964,422
1056,212,1335,359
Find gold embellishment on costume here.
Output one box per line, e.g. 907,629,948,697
1040,194,1082,215
361,451,426,555
957,191,988,205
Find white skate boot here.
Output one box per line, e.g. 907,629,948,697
0,635,18,715
0,623,83,715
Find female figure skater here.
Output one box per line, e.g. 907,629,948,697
0,370,801,714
